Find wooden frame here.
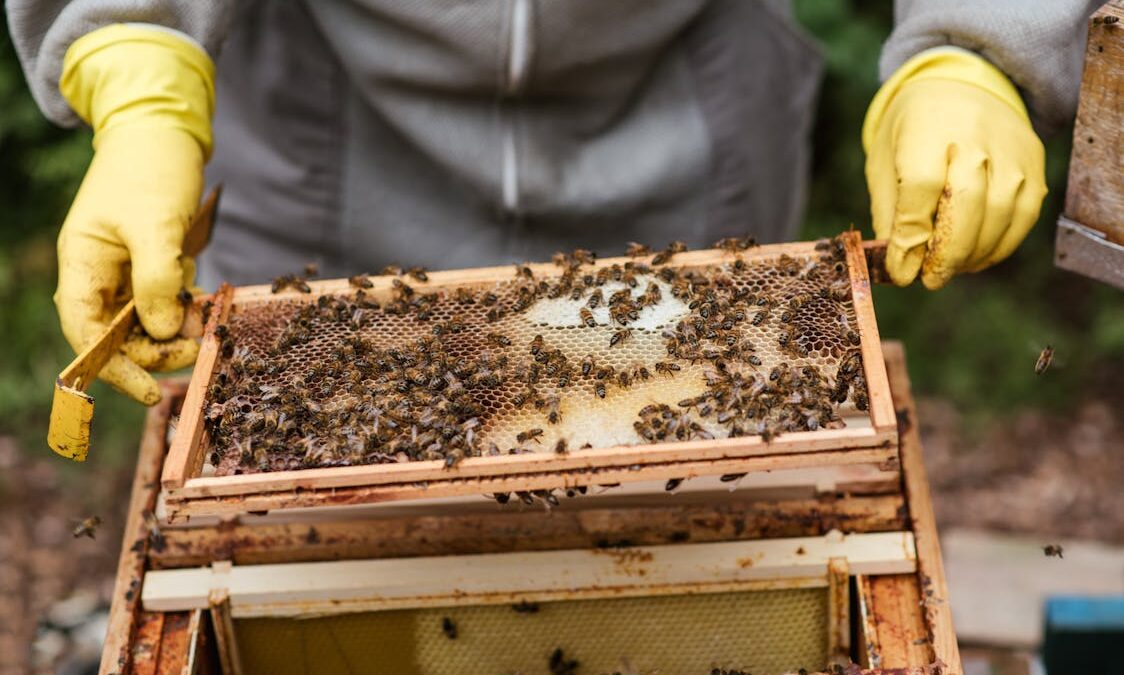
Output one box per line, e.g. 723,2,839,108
140,531,916,617
160,233,897,520
103,340,957,675
1056,2,1124,289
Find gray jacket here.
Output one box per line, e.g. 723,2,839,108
7,0,1098,287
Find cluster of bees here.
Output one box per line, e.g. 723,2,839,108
203,234,867,475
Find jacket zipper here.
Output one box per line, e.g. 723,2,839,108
502,0,532,218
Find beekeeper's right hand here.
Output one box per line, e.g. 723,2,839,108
56,25,214,405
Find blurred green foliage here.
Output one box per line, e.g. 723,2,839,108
0,2,1121,467
0,17,142,467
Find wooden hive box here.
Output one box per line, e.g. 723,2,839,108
103,341,959,674
160,232,897,523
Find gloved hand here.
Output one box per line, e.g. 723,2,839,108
57,24,215,404
863,47,1048,289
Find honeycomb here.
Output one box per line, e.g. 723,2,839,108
233,587,828,675
203,237,869,476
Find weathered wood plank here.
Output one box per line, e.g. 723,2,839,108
884,340,961,671
150,494,908,569
99,383,183,675
1064,2,1124,245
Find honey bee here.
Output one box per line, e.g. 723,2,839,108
594,382,607,399
515,264,534,279
625,242,652,257
581,354,595,376
512,600,540,613
176,287,193,305
530,334,544,355
516,428,544,444
406,266,429,282
586,288,603,309
579,307,596,327
487,333,512,347
554,438,568,454
493,492,511,504
610,328,632,348
751,310,769,326
1035,345,1054,376
651,240,687,265
348,274,373,289
71,515,102,539
452,287,475,304
654,361,681,376
441,617,457,640
664,478,682,492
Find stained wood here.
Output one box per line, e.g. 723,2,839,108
867,574,933,668
208,588,243,675
99,383,183,675
164,446,898,520
141,531,917,616
855,575,882,669
1065,2,1124,245
162,285,233,490
843,231,897,436
150,494,908,569
827,557,851,663
170,427,894,500
130,612,166,675
883,340,961,671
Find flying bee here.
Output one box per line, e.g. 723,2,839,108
579,307,596,328
516,428,544,444
406,266,428,282
487,332,512,347
1035,345,1054,376
655,361,681,376
1043,544,1064,558
610,328,633,348
71,515,102,539
348,274,373,289
625,242,652,257
530,334,544,355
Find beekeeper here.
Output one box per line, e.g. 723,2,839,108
8,1,1095,405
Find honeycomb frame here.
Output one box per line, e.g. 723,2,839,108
161,233,896,518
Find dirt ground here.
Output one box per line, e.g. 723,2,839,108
0,393,1121,674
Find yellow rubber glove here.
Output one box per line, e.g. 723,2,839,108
863,48,1048,289
57,24,215,404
